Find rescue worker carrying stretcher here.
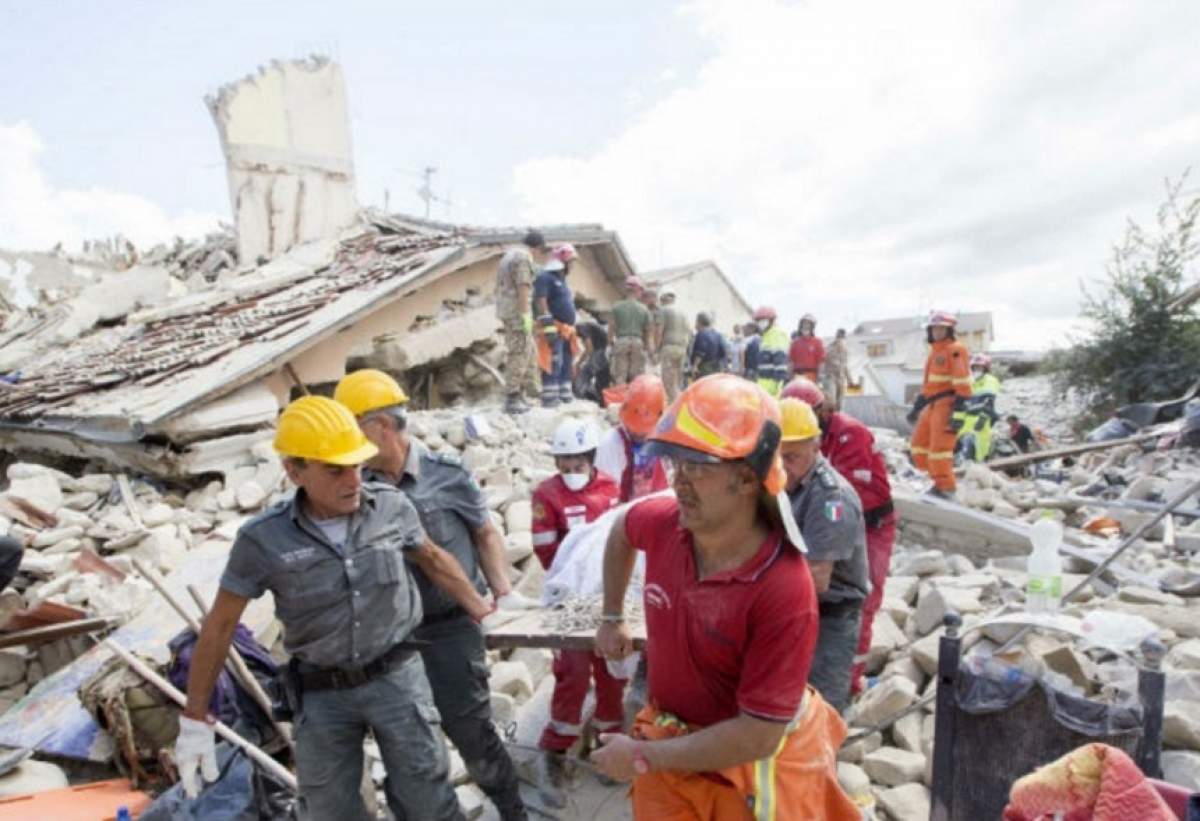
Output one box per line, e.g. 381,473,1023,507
591,374,859,820
530,419,622,803
952,353,1002,463
908,311,972,499
177,396,491,820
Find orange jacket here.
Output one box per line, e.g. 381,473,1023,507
535,321,581,373
629,693,860,821
922,337,972,399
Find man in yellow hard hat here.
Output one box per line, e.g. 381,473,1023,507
177,395,489,820
779,397,869,713
335,369,531,821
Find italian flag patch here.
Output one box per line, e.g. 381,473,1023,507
824,500,844,522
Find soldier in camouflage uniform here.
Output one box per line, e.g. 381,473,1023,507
495,230,547,414
655,291,691,401
607,279,653,386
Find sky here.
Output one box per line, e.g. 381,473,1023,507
2,1,1199,351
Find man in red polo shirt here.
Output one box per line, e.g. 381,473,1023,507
591,374,858,820
783,376,896,695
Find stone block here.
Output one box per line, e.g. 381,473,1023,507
504,501,533,535
862,746,925,787
505,531,533,564
848,675,917,728
1169,639,1200,671
1164,700,1200,750
838,730,881,764
1161,750,1200,791
1118,585,1183,607
490,692,517,729
0,760,69,799
876,782,931,820
31,526,84,549
509,648,553,687
864,611,905,673
0,650,27,688
836,761,873,808
912,585,982,637
490,660,534,702
892,711,923,754
895,551,948,578
235,480,267,510
887,575,920,605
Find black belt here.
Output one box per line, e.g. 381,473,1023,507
421,606,467,627
819,598,863,618
864,501,895,529
296,641,424,691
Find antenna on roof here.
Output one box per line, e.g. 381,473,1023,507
417,166,453,219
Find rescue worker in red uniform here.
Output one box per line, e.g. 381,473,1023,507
591,374,859,821
788,313,825,381
595,374,670,502
530,419,622,795
783,377,895,696
909,311,972,499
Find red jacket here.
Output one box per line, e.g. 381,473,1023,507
820,412,893,520
788,335,825,373
530,471,620,569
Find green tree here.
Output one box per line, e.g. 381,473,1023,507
1055,174,1200,420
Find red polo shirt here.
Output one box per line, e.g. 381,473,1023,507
625,496,818,728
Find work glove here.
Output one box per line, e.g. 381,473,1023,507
953,396,968,412
496,590,540,611
175,714,218,798
521,313,534,334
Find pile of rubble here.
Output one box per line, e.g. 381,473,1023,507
998,374,1086,442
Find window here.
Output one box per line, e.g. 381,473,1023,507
867,342,889,357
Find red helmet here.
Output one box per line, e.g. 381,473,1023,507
551,243,578,263
753,306,777,321
781,377,826,409
970,353,991,369
926,310,957,328
801,313,817,325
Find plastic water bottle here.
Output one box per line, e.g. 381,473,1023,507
1026,515,1063,615
115,808,132,821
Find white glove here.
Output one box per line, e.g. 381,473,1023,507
496,591,540,611
176,715,218,798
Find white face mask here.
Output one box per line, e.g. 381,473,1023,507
757,319,770,332
562,472,590,491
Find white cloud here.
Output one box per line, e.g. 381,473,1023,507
0,121,222,253
513,0,1200,350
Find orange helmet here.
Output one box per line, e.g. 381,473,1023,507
781,377,825,409
619,374,666,438
647,373,786,495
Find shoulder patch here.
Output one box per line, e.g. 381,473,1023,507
817,465,838,490
428,451,463,468
824,500,845,523
532,501,547,522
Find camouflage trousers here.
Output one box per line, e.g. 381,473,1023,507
500,316,537,397
659,344,687,402
823,368,847,410
610,337,647,386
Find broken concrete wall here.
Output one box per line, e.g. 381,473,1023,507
207,57,358,265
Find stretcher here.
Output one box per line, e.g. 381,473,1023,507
483,608,646,652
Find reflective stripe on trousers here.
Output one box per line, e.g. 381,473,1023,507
750,689,810,821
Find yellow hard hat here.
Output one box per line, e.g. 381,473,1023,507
334,369,409,417
274,396,379,465
779,397,820,442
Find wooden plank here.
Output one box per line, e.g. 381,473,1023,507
987,430,1167,471
0,617,116,650
484,609,647,652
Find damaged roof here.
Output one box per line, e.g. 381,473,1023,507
0,213,636,445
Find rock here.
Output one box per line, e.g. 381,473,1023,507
509,648,553,687
4,472,63,512
31,526,84,549
489,661,534,702
912,585,982,637
0,760,69,798
235,480,267,510
862,746,925,787
946,554,976,575
53,508,91,529
62,491,100,510
0,650,27,688
836,762,873,808
141,502,175,528
849,676,917,728
1118,585,1183,607
1040,644,1092,692
504,501,533,535
991,499,1021,518
1169,639,1200,671
895,551,948,578
456,783,485,820
217,487,238,511
883,596,911,629
838,731,882,764
864,610,905,673
505,532,533,564
1161,750,1200,791
1164,701,1200,750
489,690,518,732
892,711,923,754
445,425,468,450
879,655,926,691
876,782,931,821
462,445,493,473
887,575,920,605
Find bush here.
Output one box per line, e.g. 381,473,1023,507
1054,174,1200,418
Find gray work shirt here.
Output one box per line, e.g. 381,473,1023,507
789,456,871,605
366,442,489,620
219,483,426,669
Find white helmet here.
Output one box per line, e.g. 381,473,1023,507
551,419,600,456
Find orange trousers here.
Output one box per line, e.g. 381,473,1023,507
911,397,957,492
628,691,860,821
